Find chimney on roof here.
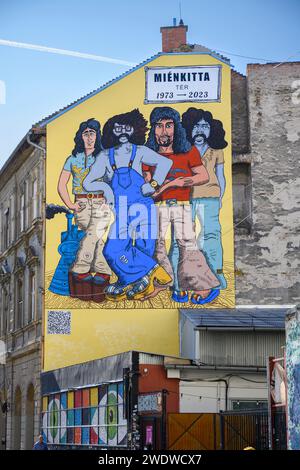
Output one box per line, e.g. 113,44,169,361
160,20,188,53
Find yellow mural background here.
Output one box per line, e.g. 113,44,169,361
44,53,234,371
44,308,179,370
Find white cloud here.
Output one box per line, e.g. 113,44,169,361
0,39,136,67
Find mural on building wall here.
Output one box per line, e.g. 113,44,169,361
43,55,234,370
286,310,300,450
42,383,127,447
46,95,234,308
48,106,229,305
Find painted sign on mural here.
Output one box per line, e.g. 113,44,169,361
43,53,234,370
145,65,221,103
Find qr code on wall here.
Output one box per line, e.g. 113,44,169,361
47,311,71,335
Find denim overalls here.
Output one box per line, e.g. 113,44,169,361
103,145,157,287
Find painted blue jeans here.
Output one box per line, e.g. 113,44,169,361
170,197,227,290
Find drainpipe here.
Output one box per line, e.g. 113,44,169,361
26,129,46,441
161,389,169,450
26,131,46,157
217,379,229,411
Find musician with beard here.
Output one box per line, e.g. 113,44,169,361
145,106,220,305
83,109,172,301
181,107,228,292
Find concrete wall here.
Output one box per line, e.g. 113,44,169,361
234,62,300,304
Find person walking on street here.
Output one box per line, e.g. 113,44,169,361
33,435,48,450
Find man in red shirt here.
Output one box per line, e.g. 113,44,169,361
145,107,220,304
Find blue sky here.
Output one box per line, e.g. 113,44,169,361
0,0,299,168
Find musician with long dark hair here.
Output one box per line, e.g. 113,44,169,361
182,107,228,292
57,118,112,302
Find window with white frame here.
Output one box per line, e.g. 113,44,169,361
29,271,36,323
32,179,38,220
16,276,24,329
20,192,25,233
10,194,15,243
4,207,10,249
1,287,9,336
4,287,9,334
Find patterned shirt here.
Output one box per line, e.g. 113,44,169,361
63,152,96,194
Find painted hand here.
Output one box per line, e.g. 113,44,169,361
102,186,115,208
141,182,155,196
173,177,188,187
70,202,84,212
182,177,194,187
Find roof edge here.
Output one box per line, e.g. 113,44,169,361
0,133,29,179
36,51,231,128
41,349,184,374
0,128,45,180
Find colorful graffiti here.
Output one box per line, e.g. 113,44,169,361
286,309,300,450
42,383,127,447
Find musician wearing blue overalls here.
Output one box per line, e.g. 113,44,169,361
83,109,172,301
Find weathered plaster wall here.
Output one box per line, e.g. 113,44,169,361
231,70,249,154
234,63,300,304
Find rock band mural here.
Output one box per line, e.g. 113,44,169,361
47,106,230,307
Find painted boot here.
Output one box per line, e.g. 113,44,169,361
92,273,110,303
69,272,77,298
105,282,130,301
172,290,189,303
126,265,172,301
191,289,220,305
70,272,93,301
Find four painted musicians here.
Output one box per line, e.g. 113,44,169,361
57,107,228,304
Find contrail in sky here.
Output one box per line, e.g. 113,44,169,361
0,39,136,67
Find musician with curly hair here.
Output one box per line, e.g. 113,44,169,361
83,109,172,301
181,107,228,292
